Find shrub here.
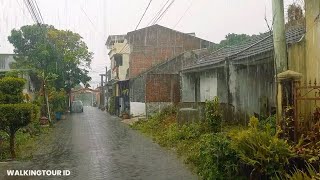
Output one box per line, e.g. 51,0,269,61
205,97,222,133
0,104,39,158
0,77,26,104
229,116,294,178
49,88,67,112
284,163,320,180
259,115,276,135
198,133,239,180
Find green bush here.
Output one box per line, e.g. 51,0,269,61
229,116,294,178
198,133,239,180
258,115,276,135
205,97,222,133
0,103,39,158
0,77,26,104
285,164,320,180
49,88,67,112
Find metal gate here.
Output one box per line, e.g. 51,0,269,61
294,79,320,137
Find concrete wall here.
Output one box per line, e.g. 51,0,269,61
199,70,218,102
130,102,146,116
181,73,196,102
146,102,173,117
130,76,146,102
305,0,320,82
288,40,306,77
181,70,222,103
127,25,212,78
233,62,275,116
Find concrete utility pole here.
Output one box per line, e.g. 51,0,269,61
105,66,108,109
272,0,288,73
99,74,106,109
272,0,288,124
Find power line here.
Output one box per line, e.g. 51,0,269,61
135,0,153,30
173,0,193,28
147,0,170,26
152,0,175,25
33,0,44,23
23,0,44,25
118,0,154,54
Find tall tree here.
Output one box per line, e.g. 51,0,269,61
8,24,92,91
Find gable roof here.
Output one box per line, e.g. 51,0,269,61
127,24,215,45
182,27,305,72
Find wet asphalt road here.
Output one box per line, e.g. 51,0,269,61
0,107,197,180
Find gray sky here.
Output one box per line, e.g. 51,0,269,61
0,0,302,87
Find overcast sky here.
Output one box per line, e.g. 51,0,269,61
0,0,302,87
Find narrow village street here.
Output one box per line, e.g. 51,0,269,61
0,107,197,180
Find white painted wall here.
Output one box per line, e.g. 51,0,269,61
181,70,218,102
108,40,130,81
130,102,146,116
200,71,217,102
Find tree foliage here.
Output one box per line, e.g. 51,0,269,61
219,33,251,47
0,77,39,158
8,24,92,91
0,77,25,104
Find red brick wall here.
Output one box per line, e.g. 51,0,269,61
146,74,180,103
127,25,212,78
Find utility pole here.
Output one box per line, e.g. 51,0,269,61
105,66,108,110
272,0,288,124
272,0,287,73
99,74,106,109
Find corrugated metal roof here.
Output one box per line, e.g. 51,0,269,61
182,27,305,71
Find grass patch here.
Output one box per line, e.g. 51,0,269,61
0,125,53,161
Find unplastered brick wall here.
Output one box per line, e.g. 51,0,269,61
127,25,212,78
145,74,180,103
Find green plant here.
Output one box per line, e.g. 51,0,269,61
0,103,39,158
0,77,39,159
229,116,294,178
198,133,239,180
0,77,26,104
284,163,320,180
108,96,115,115
205,97,222,133
49,88,67,112
259,115,276,135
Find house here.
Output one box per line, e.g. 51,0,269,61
126,24,214,79
180,27,305,122
106,24,214,117
130,49,209,117
0,54,35,100
106,35,130,115
106,35,130,81
127,24,214,116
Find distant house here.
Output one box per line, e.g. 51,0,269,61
0,54,35,100
106,35,130,116
106,24,214,117
180,27,305,121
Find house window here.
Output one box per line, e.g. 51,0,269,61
114,54,123,66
